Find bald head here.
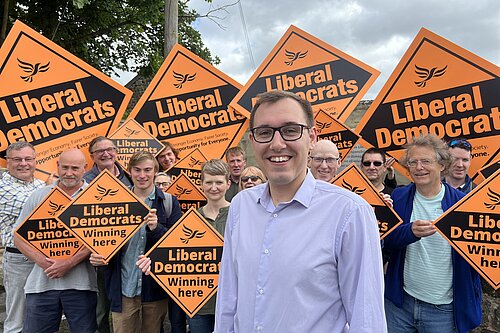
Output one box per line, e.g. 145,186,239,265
57,148,87,192
309,140,341,182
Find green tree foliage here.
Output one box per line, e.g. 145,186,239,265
3,0,220,77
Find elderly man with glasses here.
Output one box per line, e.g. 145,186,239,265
384,134,482,333
308,139,341,182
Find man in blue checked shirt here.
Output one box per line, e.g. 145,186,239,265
0,142,46,333
214,91,386,333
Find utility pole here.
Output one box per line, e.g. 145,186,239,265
164,0,178,58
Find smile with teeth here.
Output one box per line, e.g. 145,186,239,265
270,156,290,162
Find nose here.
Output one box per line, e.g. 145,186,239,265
269,130,287,150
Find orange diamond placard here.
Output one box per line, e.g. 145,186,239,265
109,118,165,170
167,148,209,188
230,25,379,122
357,28,500,178
331,163,402,239
166,172,207,212
0,21,132,179
15,186,84,259
146,207,224,317
434,168,500,289
127,44,248,161
314,110,361,162
56,169,150,263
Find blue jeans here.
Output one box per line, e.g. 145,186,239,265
385,292,456,333
24,289,97,333
187,314,215,333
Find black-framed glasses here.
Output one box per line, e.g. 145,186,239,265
310,156,339,165
250,124,309,143
362,161,383,167
241,176,261,182
448,139,472,151
91,147,117,155
155,182,171,188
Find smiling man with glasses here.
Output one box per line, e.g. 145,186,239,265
308,139,341,182
215,90,386,333
384,134,482,333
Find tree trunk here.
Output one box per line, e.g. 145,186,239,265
1,0,10,46
164,0,178,58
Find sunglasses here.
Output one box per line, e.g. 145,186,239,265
362,161,383,167
241,176,261,182
449,139,472,151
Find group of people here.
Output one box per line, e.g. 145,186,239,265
0,89,482,333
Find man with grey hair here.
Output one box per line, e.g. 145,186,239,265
384,134,482,333
0,142,45,333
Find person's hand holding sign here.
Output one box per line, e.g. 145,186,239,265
89,253,107,266
411,219,436,238
145,208,158,231
136,255,152,275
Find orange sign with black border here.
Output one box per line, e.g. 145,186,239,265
331,163,402,239
127,44,248,161
434,168,500,289
15,186,83,259
55,169,150,263
473,157,499,186
166,148,209,188
356,28,500,178
166,172,207,213
230,25,379,122
146,207,223,317
109,118,165,170
0,20,132,179
314,109,361,162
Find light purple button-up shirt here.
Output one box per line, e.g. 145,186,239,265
215,171,387,333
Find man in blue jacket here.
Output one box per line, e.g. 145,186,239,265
384,134,482,333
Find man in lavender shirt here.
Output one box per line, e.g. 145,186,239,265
214,90,387,333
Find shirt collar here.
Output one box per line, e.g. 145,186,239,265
257,170,315,209
4,172,36,185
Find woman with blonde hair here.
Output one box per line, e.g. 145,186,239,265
239,166,267,190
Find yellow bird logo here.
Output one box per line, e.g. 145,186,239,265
315,120,332,134
48,201,65,216
284,49,308,66
180,224,206,244
175,184,192,197
18,58,50,83
173,71,196,89
414,64,447,88
485,188,500,211
341,180,366,195
95,185,119,201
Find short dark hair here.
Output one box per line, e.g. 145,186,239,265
250,90,314,129
225,147,245,161
160,141,179,159
88,136,114,153
361,147,387,164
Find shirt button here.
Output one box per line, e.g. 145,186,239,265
273,213,278,218
264,249,269,254
256,326,263,331
258,288,264,295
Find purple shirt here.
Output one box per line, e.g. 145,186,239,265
215,171,387,333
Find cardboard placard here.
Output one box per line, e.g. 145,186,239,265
146,208,224,317
434,168,500,289
56,169,150,263
15,186,83,259
127,44,248,161
0,20,131,179
165,172,207,212
331,163,402,239
356,28,500,178
230,25,379,122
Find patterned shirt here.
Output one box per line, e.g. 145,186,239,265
0,173,45,248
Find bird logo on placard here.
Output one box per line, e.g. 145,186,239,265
48,201,65,216
175,184,192,198
18,58,50,82
173,71,196,89
284,49,308,66
484,188,500,211
95,185,119,201
124,127,140,138
188,157,202,168
315,120,332,134
414,64,447,88
180,224,206,244
341,180,366,195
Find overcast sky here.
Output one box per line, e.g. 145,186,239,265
117,0,499,100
